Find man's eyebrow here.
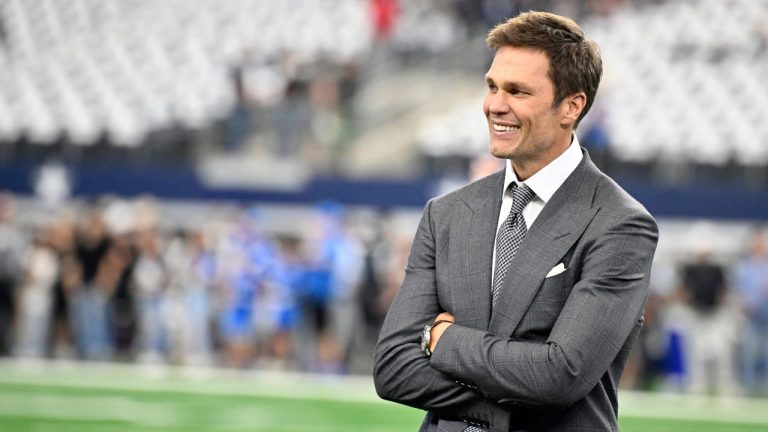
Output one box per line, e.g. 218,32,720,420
486,76,531,91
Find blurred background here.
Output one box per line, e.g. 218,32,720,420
1,0,768,411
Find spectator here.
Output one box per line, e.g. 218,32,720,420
179,230,217,366
256,235,302,369
72,205,114,361
298,202,364,373
14,223,58,358
47,214,77,358
52,250,82,359
624,261,677,390
0,192,24,356
133,227,168,363
735,230,768,396
68,198,174,363
680,246,740,394
217,208,276,368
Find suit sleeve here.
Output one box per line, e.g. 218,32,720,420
429,210,658,407
372,199,509,430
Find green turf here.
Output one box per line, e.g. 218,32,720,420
2,360,768,431
619,417,768,432
0,381,423,432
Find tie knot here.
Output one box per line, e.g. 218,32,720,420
509,183,535,215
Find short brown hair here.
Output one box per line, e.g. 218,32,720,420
487,11,602,127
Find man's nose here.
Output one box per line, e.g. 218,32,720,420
487,92,510,115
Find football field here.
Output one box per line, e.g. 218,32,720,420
1,359,767,432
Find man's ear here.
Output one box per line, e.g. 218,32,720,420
560,92,587,127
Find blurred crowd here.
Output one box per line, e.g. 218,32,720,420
1,0,767,398
627,228,768,397
0,191,411,374
3,189,768,398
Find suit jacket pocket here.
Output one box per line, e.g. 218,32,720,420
516,270,570,340
533,269,570,303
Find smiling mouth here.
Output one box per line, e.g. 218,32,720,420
492,123,520,133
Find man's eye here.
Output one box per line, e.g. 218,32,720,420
487,84,497,92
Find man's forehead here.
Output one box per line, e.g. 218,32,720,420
487,46,550,75
485,48,551,89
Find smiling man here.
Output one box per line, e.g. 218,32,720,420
373,11,659,432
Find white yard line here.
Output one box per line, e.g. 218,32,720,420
0,358,381,403
619,390,768,425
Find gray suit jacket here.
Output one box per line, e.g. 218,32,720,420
373,150,658,432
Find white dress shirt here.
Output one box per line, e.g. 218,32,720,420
491,136,583,284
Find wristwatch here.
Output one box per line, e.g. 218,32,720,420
421,319,453,356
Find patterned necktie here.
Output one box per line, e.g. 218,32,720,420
491,183,535,308
464,183,535,432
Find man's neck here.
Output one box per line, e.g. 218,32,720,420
511,135,572,181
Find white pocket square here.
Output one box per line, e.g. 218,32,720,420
546,263,566,278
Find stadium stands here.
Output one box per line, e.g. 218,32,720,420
0,0,372,146
417,0,768,168
592,0,768,165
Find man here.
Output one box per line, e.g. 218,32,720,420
734,232,768,395
373,11,658,432
679,243,738,394
0,192,23,356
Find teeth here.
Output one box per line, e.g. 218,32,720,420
493,123,519,132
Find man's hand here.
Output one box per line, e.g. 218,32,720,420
429,312,455,352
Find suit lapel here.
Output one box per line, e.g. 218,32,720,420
457,171,504,331
489,151,601,337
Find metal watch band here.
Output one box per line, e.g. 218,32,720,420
421,319,453,357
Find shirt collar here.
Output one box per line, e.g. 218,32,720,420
503,135,583,204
